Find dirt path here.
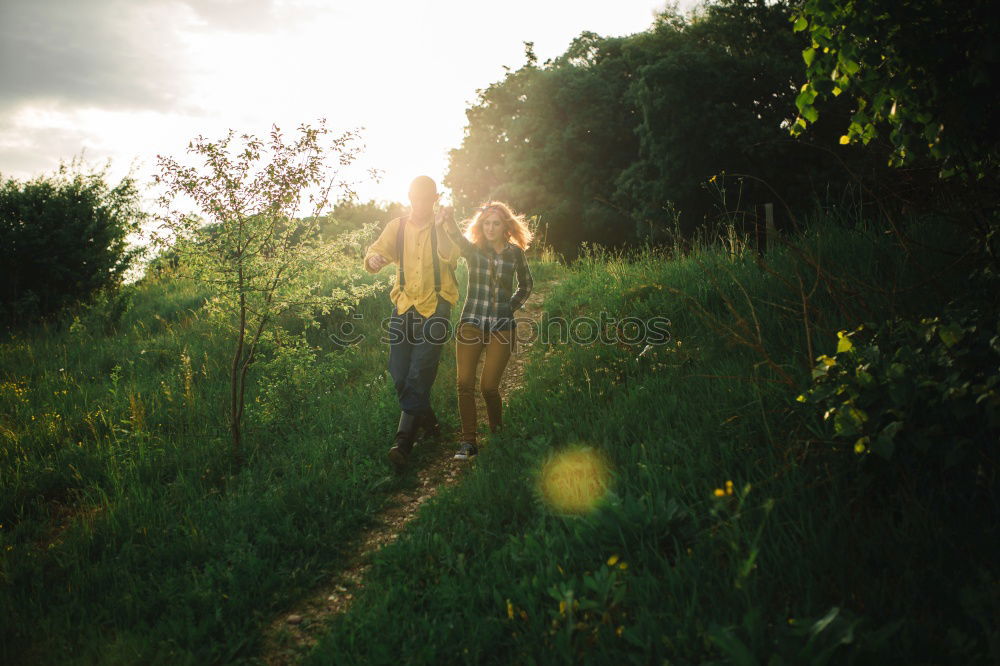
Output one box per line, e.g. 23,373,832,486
255,277,555,665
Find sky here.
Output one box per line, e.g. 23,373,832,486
0,0,693,207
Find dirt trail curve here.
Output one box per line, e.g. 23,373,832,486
256,276,558,665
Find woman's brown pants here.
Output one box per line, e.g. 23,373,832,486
455,322,514,445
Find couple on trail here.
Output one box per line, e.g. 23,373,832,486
363,176,534,470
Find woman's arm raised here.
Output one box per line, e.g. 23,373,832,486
435,206,477,259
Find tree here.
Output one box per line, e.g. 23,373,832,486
0,158,144,328
616,1,805,236
790,0,999,180
446,36,638,254
446,1,877,254
153,120,380,465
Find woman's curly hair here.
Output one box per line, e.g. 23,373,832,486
461,201,533,251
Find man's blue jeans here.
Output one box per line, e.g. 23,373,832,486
388,295,452,415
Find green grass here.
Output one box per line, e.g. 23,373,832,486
0,248,563,664
301,215,996,665
2,218,995,664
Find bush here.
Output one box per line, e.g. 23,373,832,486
795,288,1000,663
0,160,145,328
798,304,999,498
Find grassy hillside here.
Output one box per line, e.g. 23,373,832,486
2,214,996,664
0,250,557,664
303,215,996,665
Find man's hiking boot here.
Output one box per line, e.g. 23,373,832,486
416,407,442,440
388,410,418,472
453,441,478,460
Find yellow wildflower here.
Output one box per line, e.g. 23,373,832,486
713,488,726,497
506,599,514,620
607,554,619,567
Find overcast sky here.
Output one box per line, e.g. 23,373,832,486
0,0,691,205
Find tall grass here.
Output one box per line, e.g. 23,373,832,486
3,213,992,664
303,213,993,664
0,249,561,664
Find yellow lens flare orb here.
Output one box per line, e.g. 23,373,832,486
538,445,612,515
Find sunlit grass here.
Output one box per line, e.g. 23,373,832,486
303,214,986,664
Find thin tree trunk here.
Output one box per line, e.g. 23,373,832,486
230,277,247,468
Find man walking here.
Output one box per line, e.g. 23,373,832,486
363,176,460,470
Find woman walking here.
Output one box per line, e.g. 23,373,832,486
435,202,533,460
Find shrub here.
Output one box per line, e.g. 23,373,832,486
0,160,144,328
797,301,1000,510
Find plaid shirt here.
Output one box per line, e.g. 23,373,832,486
442,225,533,331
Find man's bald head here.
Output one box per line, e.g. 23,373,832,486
409,176,437,199
408,176,438,221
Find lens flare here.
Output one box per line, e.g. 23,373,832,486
538,445,611,515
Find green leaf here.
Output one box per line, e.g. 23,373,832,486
836,330,853,353
810,606,842,635
802,47,816,66
793,15,808,32
845,404,868,426
870,433,896,460
938,323,964,348
795,88,816,114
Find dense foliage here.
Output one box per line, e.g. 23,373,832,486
0,162,144,328
791,0,1000,180
797,285,1000,550
446,0,899,256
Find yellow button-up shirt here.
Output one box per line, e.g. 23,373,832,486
363,215,460,318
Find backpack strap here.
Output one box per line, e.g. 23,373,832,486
396,215,407,295
431,221,441,294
